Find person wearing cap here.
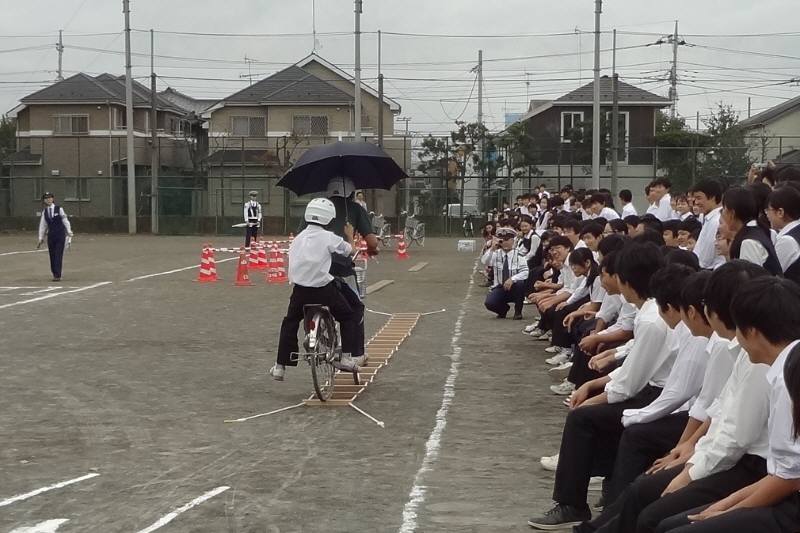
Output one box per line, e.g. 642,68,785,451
37,192,73,282
481,226,529,319
243,190,262,247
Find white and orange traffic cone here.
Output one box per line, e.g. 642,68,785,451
235,247,253,286
273,244,289,283
396,236,410,260
196,244,218,283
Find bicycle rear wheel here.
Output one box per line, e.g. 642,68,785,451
417,224,426,247
310,314,337,401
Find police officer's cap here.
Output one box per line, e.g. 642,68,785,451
248,190,258,197
496,227,516,240
42,191,54,200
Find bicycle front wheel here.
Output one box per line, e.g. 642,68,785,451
310,314,337,401
417,225,426,247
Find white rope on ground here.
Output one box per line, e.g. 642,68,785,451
348,402,385,428
397,259,478,533
223,402,305,423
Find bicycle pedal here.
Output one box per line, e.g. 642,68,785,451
289,352,300,363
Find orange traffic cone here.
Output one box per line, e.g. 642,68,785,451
196,244,218,283
256,242,268,270
248,245,260,270
396,236,410,260
235,247,253,286
266,244,280,284
273,244,289,283
207,246,220,281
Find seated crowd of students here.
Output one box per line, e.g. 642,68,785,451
477,170,800,532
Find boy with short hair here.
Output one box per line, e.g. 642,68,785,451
620,189,637,218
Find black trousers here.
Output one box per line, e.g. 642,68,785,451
552,385,663,509
607,412,689,504
551,297,589,348
47,232,66,278
484,281,526,317
276,282,358,367
245,224,259,247
656,494,800,533
592,454,767,533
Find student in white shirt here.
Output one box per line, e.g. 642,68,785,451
528,242,672,530
766,185,800,277
270,198,360,381
620,189,638,218
645,185,659,217
585,261,772,533
652,177,674,222
722,186,782,275
587,193,621,221
37,192,73,282
691,179,726,269
656,277,800,533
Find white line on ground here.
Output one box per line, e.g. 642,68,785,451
9,519,69,533
0,249,45,257
0,473,99,508
134,486,230,533
408,261,428,272
366,279,394,294
125,257,237,282
20,287,60,296
398,260,478,533
0,283,111,310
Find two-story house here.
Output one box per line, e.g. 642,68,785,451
511,76,671,202
739,95,800,164
4,73,198,223
201,53,404,231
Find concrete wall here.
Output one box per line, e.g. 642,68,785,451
744,112,800,161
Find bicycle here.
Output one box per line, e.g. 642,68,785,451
292,303,360,401
462,213,475,238
370,212,393,248
402,211,426,247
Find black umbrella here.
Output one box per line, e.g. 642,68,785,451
277,141,408,196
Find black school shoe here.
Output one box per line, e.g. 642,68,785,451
528,503,591,530
513,313,523,320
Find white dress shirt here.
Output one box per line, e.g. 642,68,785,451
655,193,674,222
243,200,262,224
605,298,675,403
517,230,541,262
596,293,623,325
687,344,771,481
38,204,72,241
602,297,638,351
480,248,529,289
287,224,352,288
600,206,621,221
621,322,709,427
535,211,552,234
566,274,606,306
765,340,800,479
775,220,800,272
556,261,584,295
621,203,638,218
688,333,739,422
738,220,770,267
694,206,725,269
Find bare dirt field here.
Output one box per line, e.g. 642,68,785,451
0,234,575,533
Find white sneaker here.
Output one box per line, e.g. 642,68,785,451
549,361,573,382
589,476,604,489
536,331,552,341
334,354,361,372
540,453,559,472
528,328,545,337
524,322,540,333
550,379,575,396
269,364,285,381
545,351,570,366
544,345,563,354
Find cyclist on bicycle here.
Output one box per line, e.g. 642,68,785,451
269,198,361,381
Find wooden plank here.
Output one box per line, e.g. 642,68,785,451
408,261,429,272
366,279,394,295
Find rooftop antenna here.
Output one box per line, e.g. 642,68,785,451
312,0,321,52
243,55,255,85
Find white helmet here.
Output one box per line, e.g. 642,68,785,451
326,177,356,198
305,197,337,225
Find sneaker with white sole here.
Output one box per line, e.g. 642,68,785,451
524,322,540,333
333,354,362,372
537,331,552,341
545,351,570,366
548,361,573,382
550,379,575,396
528,327,545,337
544,345,563,354
527,503,591,530
540,453,559,472
269,364,285,381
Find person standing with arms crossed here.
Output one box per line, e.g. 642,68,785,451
37,192,73,282
243,190,262,247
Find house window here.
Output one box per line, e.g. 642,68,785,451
604,111,630,163
231,116,266,137
170,118,185,135
293,115,329,136
113,108,126,130
64,177,90,201
560,112,584,143
53,115,89,135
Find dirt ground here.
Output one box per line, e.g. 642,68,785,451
0,234,575,533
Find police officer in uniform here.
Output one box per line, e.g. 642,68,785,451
325,178,378,365
243,190,262,247
37,192,73,281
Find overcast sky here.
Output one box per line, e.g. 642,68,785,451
2,0,799,136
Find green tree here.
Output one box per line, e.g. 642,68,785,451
654,111,710,192
698,103,752,187
496,121,541,178
0,115,16,161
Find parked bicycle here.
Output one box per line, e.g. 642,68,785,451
463,213,475,238
402,211,426,247
370,212,394,247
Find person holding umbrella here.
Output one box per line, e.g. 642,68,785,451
37,192,73,281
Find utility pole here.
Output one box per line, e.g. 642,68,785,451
398,116,411,210
150,28,158,234
56,30,64,81
353,0,363,142
477,49,484,212
525,72,531,104
668,20,679,118
123,0,136,234
378,74,384,147
591,0,602,189
748,97,752,118
611,29,619,198
477,50,483,130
